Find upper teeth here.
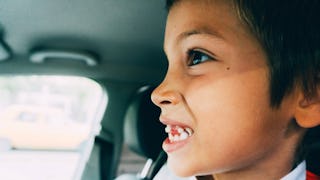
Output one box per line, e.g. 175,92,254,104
165,125,193,142
165,126,172,133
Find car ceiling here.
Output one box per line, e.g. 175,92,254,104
0,0,168,85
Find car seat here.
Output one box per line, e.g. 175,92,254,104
305,126,320,176
115,86,167,180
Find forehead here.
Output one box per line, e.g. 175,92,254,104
166,0,238,28
164,0,252,51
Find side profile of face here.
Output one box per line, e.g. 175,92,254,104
151,0,304,179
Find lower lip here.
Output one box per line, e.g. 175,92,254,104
162,137,191,153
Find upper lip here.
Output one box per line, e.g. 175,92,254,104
159,115,192,129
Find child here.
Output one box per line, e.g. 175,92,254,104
151,0,320,179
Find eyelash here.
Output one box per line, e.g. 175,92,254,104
187,49,215,66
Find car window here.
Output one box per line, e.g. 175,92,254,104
0,75,107,180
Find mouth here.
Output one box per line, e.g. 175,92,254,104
160,116,194,153
162,124,194,153
165,125,194,142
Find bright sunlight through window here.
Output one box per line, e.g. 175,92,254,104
0,76,107,180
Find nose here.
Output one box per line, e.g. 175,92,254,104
151,74,182,107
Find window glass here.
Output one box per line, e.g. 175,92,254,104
0,76,107,180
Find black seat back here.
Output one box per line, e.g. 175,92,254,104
124,86,166,160
306,126,320,175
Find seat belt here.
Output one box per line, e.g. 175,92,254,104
140,151,167,180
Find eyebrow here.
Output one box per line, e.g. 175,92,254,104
164,28,225,54
177,28,224,42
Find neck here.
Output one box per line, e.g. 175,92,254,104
205,137,300,180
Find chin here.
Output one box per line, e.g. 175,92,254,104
167,158,198,177
167,156,230,178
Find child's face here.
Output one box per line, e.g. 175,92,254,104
152,0,299,178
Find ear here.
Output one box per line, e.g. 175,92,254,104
295,91,320,128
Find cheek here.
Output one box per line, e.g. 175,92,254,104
186,69,271,123
185,69,278,154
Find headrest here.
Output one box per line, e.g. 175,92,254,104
124,86,166,160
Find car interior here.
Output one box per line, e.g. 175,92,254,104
0,1,319,180
0,0,168,180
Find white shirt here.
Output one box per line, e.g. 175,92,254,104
281,161,306,180
154,161,306,180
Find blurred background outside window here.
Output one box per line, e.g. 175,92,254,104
0,76,107,180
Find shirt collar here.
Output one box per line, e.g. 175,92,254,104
280,161,306,180
191,161,307,180
156,161,306,180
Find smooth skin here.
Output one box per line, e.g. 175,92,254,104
151,0,316,179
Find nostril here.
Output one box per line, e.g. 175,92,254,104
160,100,171,105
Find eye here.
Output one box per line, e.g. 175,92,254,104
187,49,214,66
